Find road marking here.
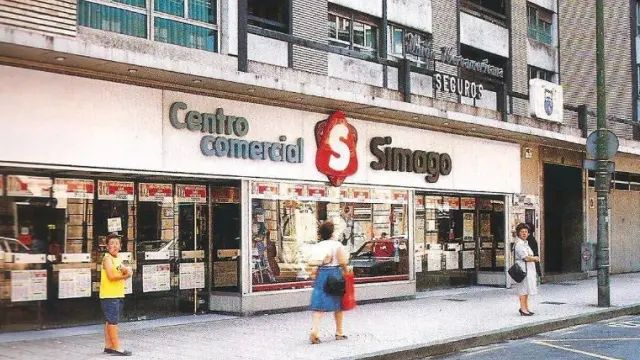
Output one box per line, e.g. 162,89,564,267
542,338,640,342
460,345,505,356
532,340,623,360
606,321,640,328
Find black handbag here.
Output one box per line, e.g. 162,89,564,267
324,275,345,296
508,262,527,283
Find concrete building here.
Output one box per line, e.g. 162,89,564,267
0,0,638,330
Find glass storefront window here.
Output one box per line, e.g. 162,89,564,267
250,182,409,291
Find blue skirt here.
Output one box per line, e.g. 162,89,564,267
310,266,343,312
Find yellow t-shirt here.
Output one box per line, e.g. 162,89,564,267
99,253,125,299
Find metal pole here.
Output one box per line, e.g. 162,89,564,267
595,0,610,307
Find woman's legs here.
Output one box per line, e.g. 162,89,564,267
311,311,323,336
519,295,529,312
334,310,344,336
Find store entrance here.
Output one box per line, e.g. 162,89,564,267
544,164,583,274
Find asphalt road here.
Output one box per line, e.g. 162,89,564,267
428,314,640,360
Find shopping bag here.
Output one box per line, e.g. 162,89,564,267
341,271,356,311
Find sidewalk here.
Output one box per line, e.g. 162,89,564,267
1,273,639,360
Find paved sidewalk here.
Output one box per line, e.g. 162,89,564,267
1,273,639,360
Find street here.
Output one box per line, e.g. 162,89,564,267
430,315,640,360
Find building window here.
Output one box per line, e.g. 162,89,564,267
636,1,640,34
527,4,553,45
248,0,289,33
78,0,218,52
528,66,556,83
387,25,431,67
328,7,378,54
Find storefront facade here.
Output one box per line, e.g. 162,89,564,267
0,64,520,329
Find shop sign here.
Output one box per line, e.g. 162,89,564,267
370,137,452,183
529,79,563,123
444,196,460,210
433,71,484,100
169,102,304,164
98,180,134,201
253,182,278,197
307,185,327,198
7,175,52,197
404,34,504,78
11,270,47,302
279,183,306,198
373,188,391,201
139,183,173,203
175,184,207,203
460,197,476,210
393,191,408,202
53,179,94,200
315,111,359,186
210,187,240,203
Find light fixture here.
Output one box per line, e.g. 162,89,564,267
127,68,138,74
54,56,65,61
192,79,202,84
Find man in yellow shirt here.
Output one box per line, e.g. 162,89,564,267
100,233,132,356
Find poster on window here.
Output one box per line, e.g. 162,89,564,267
179,262,205,290
210,186,240,203
98,180,134,201
463,213,474,241
11,270,47,302
252,182,278,198
0,175,3,196
460,197,476,210
480,213,491,237
307,185,327,198
139,183,173,202
142,264,171,292
53,179,94,199
279,183,306,198
59,268,91,299
445,251,459,270
415,194,424,210
175,184,207,203
7,175,52,197
462,250,475,269
415,255,423,273
426,250,442,271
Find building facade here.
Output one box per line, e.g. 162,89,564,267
0,0,638,331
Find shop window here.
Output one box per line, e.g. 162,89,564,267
387,24,432,68
613,172,630,191
248,0,289,33
250,182,408,291
528,65,556,83
328,7,378,54
78,0,217,51
527,4,553,45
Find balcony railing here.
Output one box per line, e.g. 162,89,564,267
528,24,552,45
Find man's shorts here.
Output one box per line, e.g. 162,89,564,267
100,298,124,325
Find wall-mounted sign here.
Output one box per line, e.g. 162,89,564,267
175,184,207,203
433,71,484,99
11,270,47,302
315,111,359,186
370,136,452,183
98,180,134,201
53,179,94,199
7,175,52,197
529,79,563,122
139,183,173,202
169,102,304,163
404,33,504,78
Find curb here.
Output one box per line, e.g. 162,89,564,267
348,304,640,360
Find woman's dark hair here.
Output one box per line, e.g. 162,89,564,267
515,223,529,234
318,221,335,241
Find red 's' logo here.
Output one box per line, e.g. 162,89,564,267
315,111,358,186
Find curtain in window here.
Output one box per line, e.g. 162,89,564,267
154,18,216,51
189,0,215,23
155,0,184,17
78,0,147,38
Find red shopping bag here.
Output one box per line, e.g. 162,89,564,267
341,271,356,311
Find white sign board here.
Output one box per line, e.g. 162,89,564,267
11,270,47,302
107,217,122,233
462,250,475,269
179,262,205,290
414,255,423,273
59,268,91,299
529,78,563,123
142,264,170,292
445,251,459,270
426,250,442,271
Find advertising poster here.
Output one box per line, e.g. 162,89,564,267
124,275,132,294
53,178,94,199
252,182,278,197
7,175,52,197
307,185,327,198
444,196,460,210
210,186,240,203
139,183,173,202
445,251,459,270
279,183,306,198
11,270,47,302
142,264,171,292
463,213,474,241
426,251,442,271
460,197,476,210
59,268,91,299
175,184,207,203
98,180,134,201
462,250,475,269
414,194,424,210
414,255,423,273
213,261,238,287
480,213,491,237
179,262,205,290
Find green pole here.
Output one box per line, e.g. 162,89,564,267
595,0,610,307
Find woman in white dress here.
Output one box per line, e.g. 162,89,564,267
514,223,540,316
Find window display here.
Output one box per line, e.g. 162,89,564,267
250,181,409,291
